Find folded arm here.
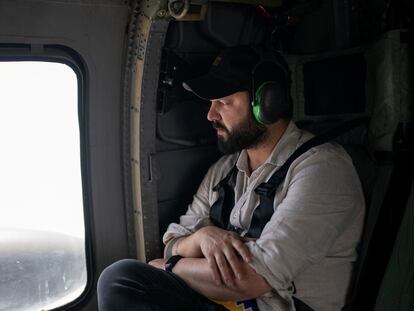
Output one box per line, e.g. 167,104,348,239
172,257,271,301
164,226,254,285
154,226,272,300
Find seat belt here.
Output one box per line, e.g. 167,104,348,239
210,166,238,230
209,119,367,311
210,118,367,239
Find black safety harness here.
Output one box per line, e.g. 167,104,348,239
210,119,363,238
209,119,364,311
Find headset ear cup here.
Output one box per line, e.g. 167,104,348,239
252,87,264,124
257,82,288,124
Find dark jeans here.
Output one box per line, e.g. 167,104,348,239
97,259,229,311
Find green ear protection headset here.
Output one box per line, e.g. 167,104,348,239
251,54,292,125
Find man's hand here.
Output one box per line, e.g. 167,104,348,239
173,257,272,301
148,258,167,270
194,226,253,287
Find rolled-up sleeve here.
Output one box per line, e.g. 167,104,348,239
246,147,365,296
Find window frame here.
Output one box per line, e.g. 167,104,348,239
0,43,94,311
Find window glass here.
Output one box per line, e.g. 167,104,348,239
0,61,87,311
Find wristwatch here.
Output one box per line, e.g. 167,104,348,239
165,255,183,272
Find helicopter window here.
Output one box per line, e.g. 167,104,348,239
0,61,87,311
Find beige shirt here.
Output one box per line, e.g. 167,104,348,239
163,121,365,311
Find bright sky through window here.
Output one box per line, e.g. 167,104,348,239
0,61,84,238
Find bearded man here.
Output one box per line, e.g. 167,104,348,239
97,46,365,311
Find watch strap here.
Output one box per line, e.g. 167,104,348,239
165,255,183,272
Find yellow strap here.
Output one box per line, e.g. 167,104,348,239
210,299,258,311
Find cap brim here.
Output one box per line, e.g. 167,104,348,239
182,73,245,101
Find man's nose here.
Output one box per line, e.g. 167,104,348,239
207,100,221,122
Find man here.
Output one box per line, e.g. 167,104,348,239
97,46,365,311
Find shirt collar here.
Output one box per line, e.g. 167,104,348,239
236,121,307,173
266,121,306,167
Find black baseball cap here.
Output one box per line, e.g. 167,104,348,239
182,46,262,100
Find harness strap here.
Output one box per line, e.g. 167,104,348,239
211,118,366,238
210,165,238,230
252,119,364,236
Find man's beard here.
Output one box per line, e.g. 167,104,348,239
213,114,267,154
